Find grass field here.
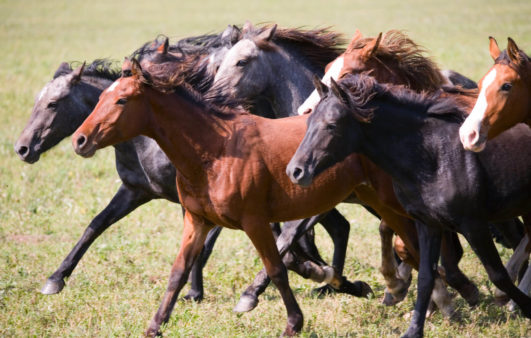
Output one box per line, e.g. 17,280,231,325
1,0,531,336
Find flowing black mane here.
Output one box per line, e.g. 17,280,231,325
250,25,344,70
338,74,466,123
54,59,121,81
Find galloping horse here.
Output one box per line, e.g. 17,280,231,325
13,28,243,300
460,37,531,152
137,24,376,310
297,30,486,311
207,26,464,313
71,59,378,336
287,74,531,337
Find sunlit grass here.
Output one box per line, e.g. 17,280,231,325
1,0,530,336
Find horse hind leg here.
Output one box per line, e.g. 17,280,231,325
42,184,151,295
463,219,531,319
379,221,411,306
494,233,529,305
508,214,531,311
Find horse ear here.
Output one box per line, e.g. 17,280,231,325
242,20,254,34
312,75,329,99
53,62,72,79
131,58,143,77
121,57,132,77
488,36,501,61
507,37,521,64
71,61,86,84
157,37,169,54
361,32,382,59
346,29,363,52
330,78,349,105
257,24,277,42
221,25,241,45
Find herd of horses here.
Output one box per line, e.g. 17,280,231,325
14,22,530,337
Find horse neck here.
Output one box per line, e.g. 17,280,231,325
356,101,431,186
264,45,322,117
144,87,231,181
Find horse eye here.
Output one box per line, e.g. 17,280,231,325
326,124,337,131
47,101,58,109
236,59,249,67
116,98,127,105
501,83,512,91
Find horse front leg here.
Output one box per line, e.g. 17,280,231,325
402,221,442,338
146,211,212,337
234,215,322,313
42,184,151,295
184,226,223,301
243,217,303,336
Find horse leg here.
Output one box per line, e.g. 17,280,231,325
42,184,151,295
402,221,442,338
462,220,531,319
242,218,304,336
494,234,529,305
184,226,223,301
440,231,480,306
234,215,323,313
380,221,410,306
146,211,212,337
508,215,531,311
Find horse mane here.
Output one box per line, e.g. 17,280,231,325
251,25,345,70
348,30,445,92
338,74,466,123
54,59,121,81
137,67,245,118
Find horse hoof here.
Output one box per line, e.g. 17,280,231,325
312,284,336,297
41,278,65,295
382,291,401,306
356,281,374,298
494,294,510,307
233,294,258,313
461,284,480,307
183,291,203,302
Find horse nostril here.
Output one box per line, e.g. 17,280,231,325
76,134,87,148
292,167,303,180
467,129,478,145
17,145,29,157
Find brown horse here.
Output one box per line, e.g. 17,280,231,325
460,36,531,152
300,29,481,311
71,59,380,336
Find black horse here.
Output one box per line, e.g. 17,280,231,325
287,74,531,337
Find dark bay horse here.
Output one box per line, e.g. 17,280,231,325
287,74,531,337
460,36,531,152
70,59,383,336
207,24,448,311
136,24,374,310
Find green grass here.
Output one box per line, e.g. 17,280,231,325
1,0,531,336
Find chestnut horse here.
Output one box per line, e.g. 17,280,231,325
287,74,531,337
71,59,380,336
460,36,531,152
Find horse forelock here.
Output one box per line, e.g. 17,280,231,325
496,50,531,75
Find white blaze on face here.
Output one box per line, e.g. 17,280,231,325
106,80,120,93
297,56,344,115
459,68,497,151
